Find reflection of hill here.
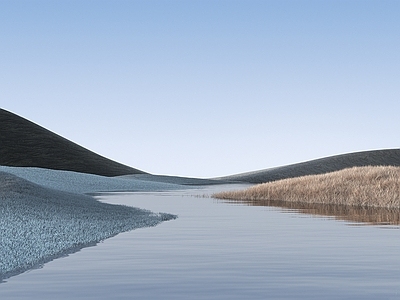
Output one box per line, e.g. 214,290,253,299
0,109,144,176
223,199,400,226
219,149,400,183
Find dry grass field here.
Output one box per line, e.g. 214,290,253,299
214,166,400,208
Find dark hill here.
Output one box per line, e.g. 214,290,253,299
0,109,145,176
219,149,400,184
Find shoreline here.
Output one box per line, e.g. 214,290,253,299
213,166,400,209
0,169,178,281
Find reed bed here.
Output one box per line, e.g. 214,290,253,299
214,166,400,208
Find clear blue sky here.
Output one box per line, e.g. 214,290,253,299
1,0,399,177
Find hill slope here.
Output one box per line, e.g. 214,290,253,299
219,149,400,183
0,109,144,176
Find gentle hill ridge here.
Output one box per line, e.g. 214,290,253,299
0,109,144,177
218,149,400,183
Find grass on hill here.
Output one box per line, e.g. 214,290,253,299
217,149,400,184
213,166,400,209
0,108,144,176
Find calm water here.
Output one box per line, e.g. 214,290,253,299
0,185,399,299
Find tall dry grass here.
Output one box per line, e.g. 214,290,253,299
214,166,400,208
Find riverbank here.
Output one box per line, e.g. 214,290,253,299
213,166,400,208
0,168,179,281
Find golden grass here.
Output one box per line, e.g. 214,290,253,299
213,166,400,209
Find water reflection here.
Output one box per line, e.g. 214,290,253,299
222,199,400,226
0,241,98,283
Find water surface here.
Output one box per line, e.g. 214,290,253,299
0,185,399,299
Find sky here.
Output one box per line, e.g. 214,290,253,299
1,0,399,178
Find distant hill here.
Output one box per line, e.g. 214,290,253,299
2,109,399,182
219,149,400,184
0,109,145,176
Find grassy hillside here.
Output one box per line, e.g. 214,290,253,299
214,166,400,208
219,149,400,184
0,109,144,177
